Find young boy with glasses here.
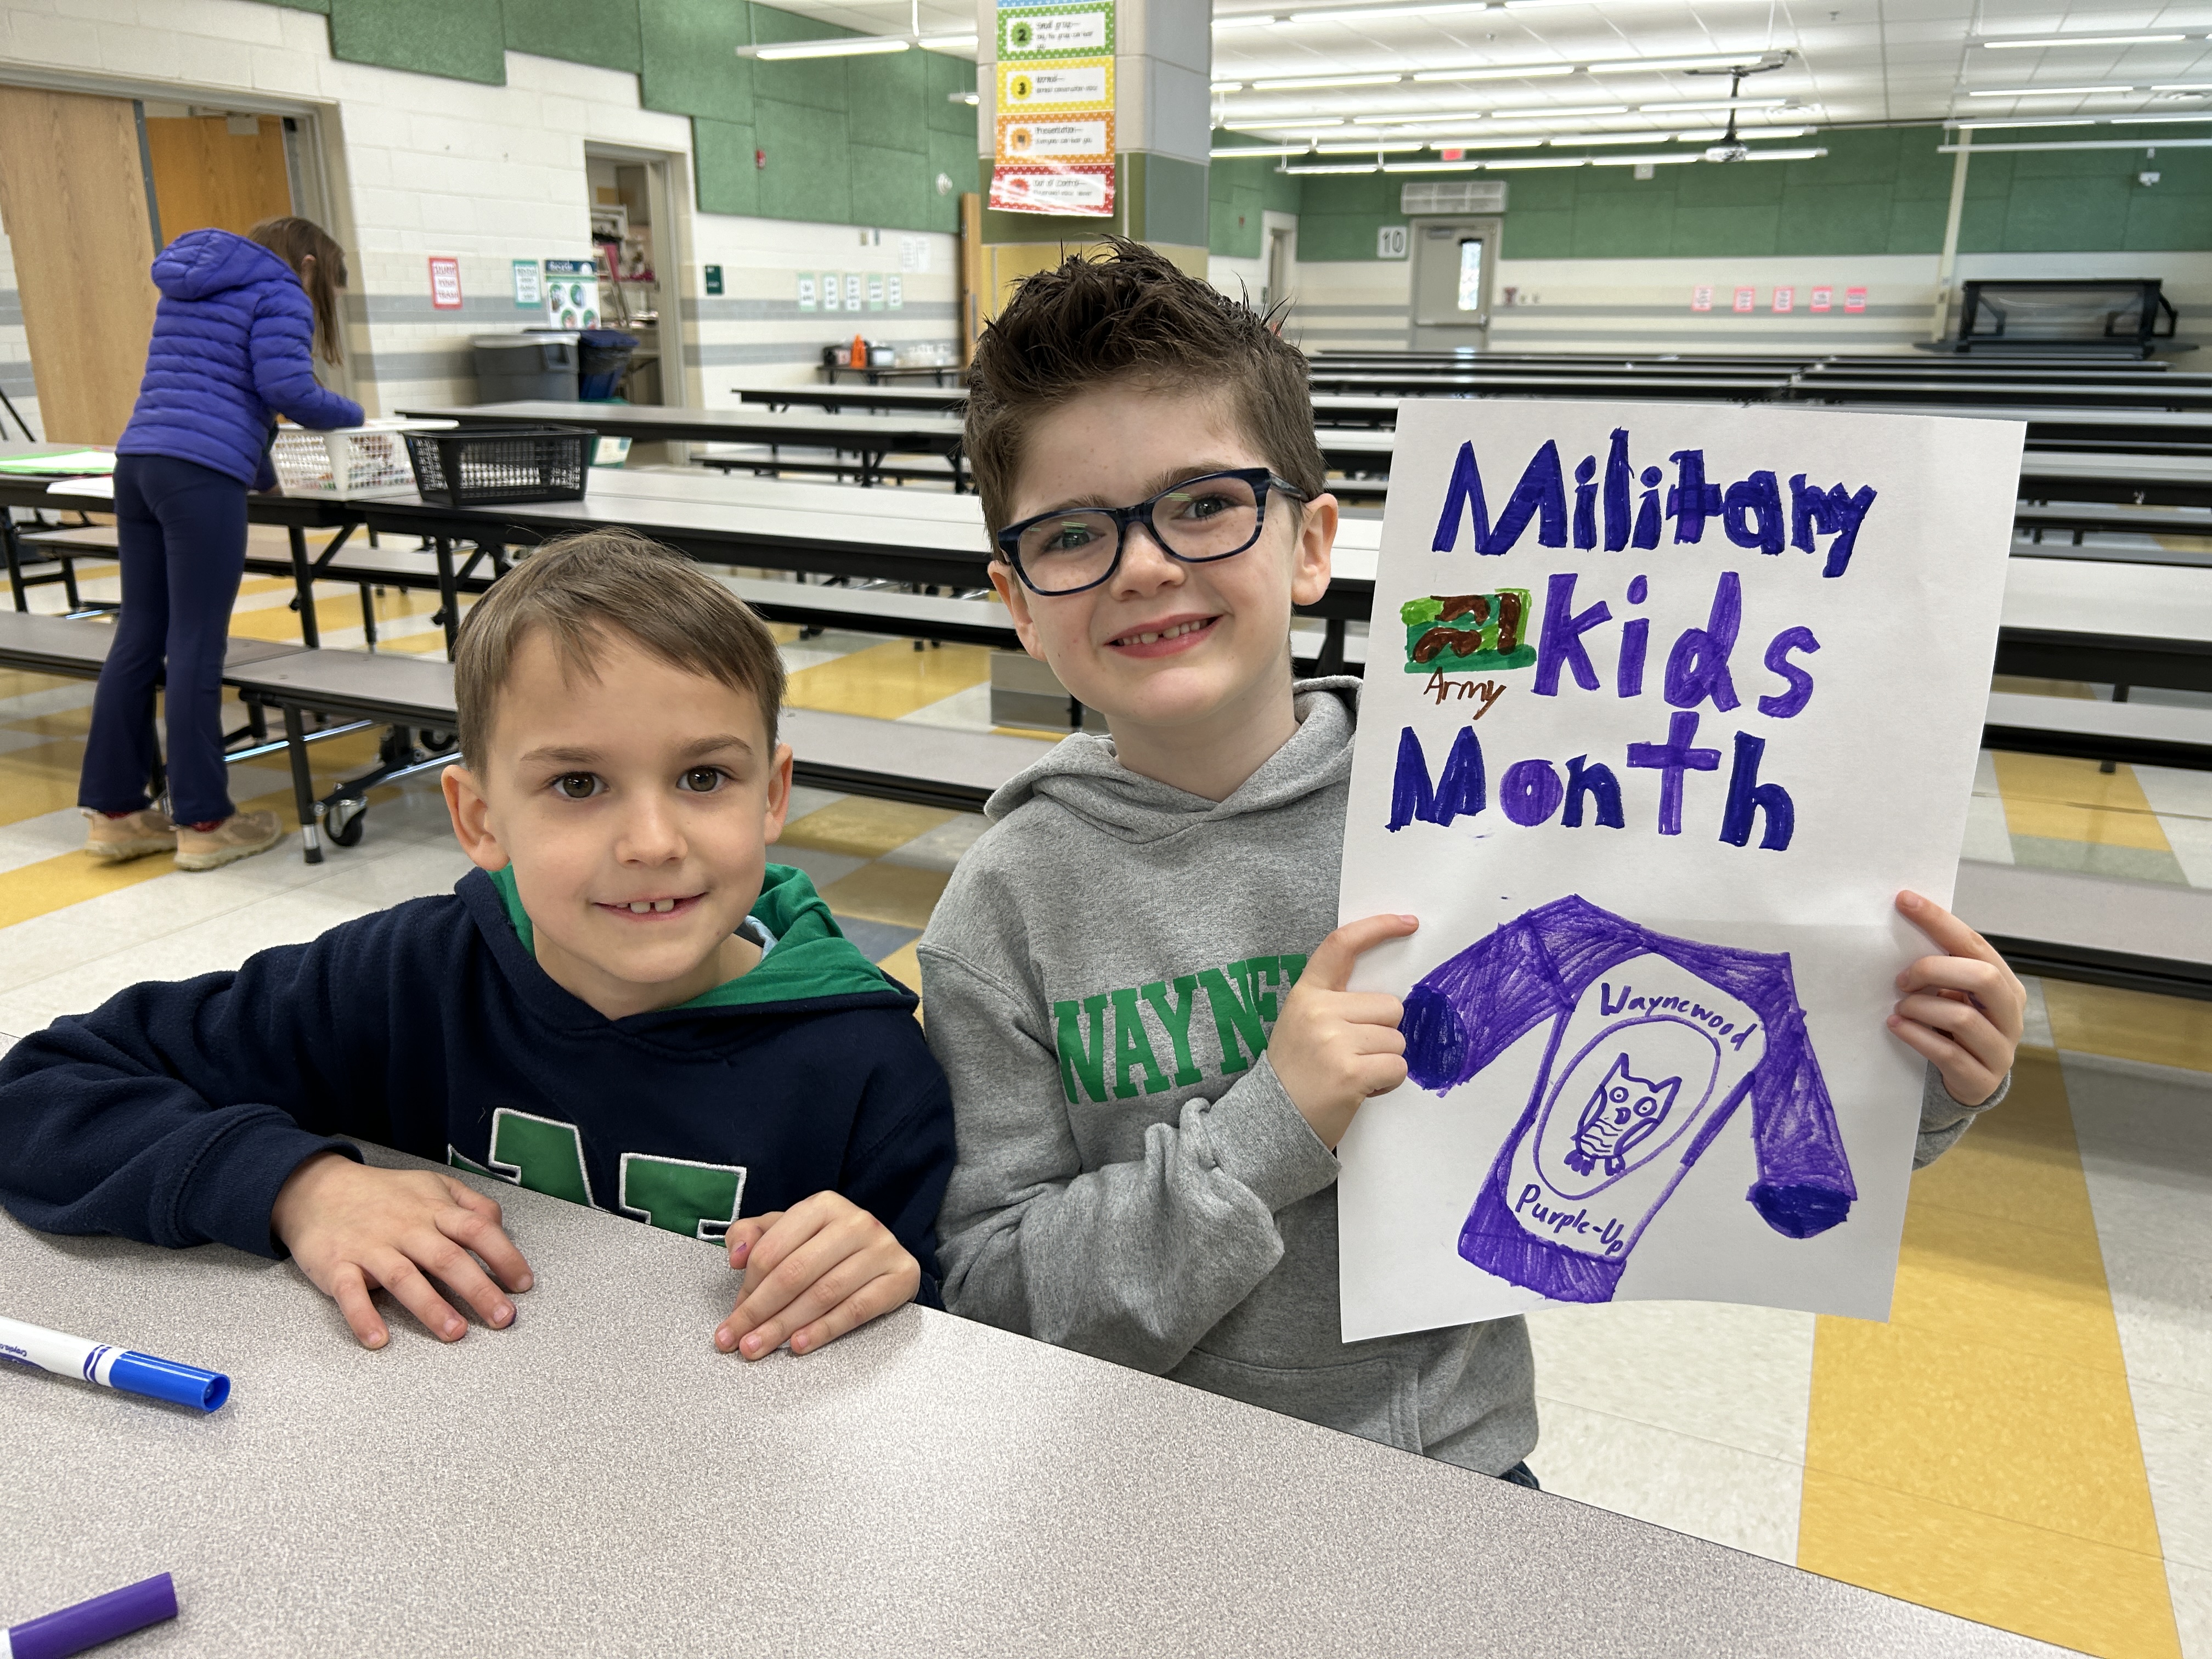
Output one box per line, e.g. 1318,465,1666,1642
917,242,2023,1480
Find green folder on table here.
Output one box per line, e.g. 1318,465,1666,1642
0,449,117,476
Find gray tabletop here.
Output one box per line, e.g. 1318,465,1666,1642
0,1147,2064,1657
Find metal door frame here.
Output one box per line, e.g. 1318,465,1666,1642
1408,215,1501,349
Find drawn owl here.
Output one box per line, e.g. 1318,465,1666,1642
1564,1054,1682,1178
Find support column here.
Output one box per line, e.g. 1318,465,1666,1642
973,0,1212,326
1931,128,1972,344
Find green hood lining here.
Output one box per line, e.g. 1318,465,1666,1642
487,861,899,1010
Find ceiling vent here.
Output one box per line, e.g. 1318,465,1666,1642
1400,180,1508,216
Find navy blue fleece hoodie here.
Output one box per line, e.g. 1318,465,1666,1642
0,865,953,1302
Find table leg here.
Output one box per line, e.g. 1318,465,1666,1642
435,538,460,657
282,703,323,865
1316,618,1347,678
3,514,29,612
286,525,320,648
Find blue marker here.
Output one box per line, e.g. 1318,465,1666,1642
0,1315,229,1413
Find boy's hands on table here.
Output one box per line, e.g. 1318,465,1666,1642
715,1190,920,1359
1268,913,1421,1149
271,1152,533,1348
1891,890,2025,1108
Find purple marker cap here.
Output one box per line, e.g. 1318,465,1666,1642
6,1572,177,1659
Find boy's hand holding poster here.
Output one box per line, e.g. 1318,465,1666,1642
1335,400,2023,1340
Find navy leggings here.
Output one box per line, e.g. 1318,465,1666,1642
78,454,250,827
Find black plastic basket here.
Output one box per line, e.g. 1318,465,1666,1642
404,426,595,506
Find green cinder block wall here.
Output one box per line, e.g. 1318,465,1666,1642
1213,124,2212,261
284,0,977,233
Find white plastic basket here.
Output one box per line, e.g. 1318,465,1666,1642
269,419,457,499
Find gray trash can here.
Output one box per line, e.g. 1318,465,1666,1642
473,332,580,403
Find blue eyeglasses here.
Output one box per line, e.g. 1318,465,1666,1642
995,467,1308,596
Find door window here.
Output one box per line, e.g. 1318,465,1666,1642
1457,239,1484,313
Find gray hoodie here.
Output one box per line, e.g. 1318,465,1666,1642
921,678,1999,1476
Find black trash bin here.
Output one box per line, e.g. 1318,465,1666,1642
473,332,579,402
578,329,640,400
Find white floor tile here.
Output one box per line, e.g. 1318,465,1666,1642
2136,765,2212,823
1961,791,2015,864
2169,1558,2212,1659
1526,1397,1806,1565
782,785,848,822
2019,976,2054,1051
0,681,98,720
1525,1299,1815,1464
898,681,995,735
2131,1378,2212,1573
0,807,103,876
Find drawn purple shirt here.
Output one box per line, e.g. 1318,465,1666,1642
1401,895,1853,1304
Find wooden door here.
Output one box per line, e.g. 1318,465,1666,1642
0,88,160,445
144,114,292,241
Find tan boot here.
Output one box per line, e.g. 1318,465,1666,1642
84,808,177,863
174,809,285,871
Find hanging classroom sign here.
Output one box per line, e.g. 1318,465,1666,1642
428,256,462,310
997,112,1114,162
997,2,1114,60
510,259,541,308
542,258,599,329
1332,399,2023,1339
997,57,1113,114
988,162,1115,216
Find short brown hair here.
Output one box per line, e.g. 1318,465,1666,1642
964,239,1327,537
452,529,786,765
249,216,348,365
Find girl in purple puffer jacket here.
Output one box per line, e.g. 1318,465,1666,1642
80,216,363,871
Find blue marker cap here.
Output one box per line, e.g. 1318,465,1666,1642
7,1572,177,1659
106,1352,229,1413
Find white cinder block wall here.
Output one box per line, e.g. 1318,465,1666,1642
0,225,38,442
0,0,959,415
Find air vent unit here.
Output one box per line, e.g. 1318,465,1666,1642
1400,180,1508,215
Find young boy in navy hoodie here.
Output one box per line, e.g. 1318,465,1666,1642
0,532,953,1361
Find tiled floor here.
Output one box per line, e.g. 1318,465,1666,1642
4,521,2210,1656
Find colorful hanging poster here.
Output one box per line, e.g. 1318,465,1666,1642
543,258,599,329
996,112,1114,162
1333,399,2022,1339
998,2,1114,60
990,2,1116,218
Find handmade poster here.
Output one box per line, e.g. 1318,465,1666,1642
1334,399,2022,1340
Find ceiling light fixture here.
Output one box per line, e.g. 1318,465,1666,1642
1290,1,1494,18
1248,72,1408,89
1480,103,1632,118
1314,140,1426,153
1952,117,2096,129
1966,84,2136,97
1979,33,2187,49
1211,81,1245,93
1675,125,1811,140
2149,82,2212,92
1588,54,1793,74
1410,65,1576,81
1212,14,1284,29
2111,111,2212,122
1637,97,1789,112
1280,161,1391,174
1212,144,1314,156
918,34,977,52
1553,131,1675,145
1589,151,1701,166
744,35,911,59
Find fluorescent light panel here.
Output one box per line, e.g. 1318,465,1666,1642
1637,97,1788,111
917,34,976,52
2150,82,2212,91
1979,33,2187,49
1967,84,2137,97
1953,117,2096,129
751,36,909,59
2112,111,2212,122
1314,140,1426,152
1293,1,1493,18
1212,14,1284,29
1411,65,1576,81
1250,72,1407,88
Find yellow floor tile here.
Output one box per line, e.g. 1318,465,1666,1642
780,796,954,859
876,940,922,1002
1991,675,2098,700
2043,981,2212,1074
817,861,950,929
0,668,78,702
0,738,103,826
1801,1052,2177,1639
1990,753,2173,851
785,639,992,720
0,845,179,928
1797,1469,2180,1659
